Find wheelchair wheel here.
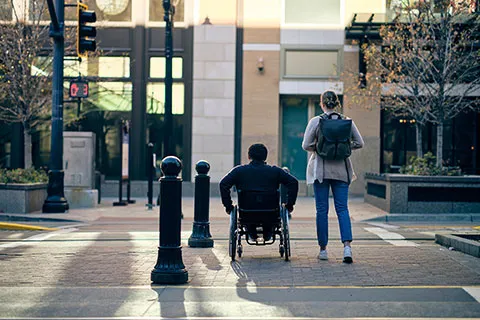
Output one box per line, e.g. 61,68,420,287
280,207,291,261
229,206,238,261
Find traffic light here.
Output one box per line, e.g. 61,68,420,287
77,2,96,58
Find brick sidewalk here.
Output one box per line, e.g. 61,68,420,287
1,232,479,288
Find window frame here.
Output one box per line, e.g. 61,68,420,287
281,0,345,28
281,45,344,80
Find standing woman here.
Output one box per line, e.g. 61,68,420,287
302,91,364,263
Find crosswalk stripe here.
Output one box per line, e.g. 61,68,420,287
464,287,480,303
364,227,418,246
0,227,77,251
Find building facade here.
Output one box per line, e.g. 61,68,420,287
0,0,478,196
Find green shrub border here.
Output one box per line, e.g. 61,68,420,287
0,168,48,184
400,152,462,176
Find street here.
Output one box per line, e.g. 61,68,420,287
0,197,479,319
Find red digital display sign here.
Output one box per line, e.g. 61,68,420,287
69,81,89,98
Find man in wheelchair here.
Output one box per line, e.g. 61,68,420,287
220,143,298,242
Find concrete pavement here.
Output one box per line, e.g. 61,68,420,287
0,196,479,318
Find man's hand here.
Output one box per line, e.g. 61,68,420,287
225,205,234,215
285,204,294,213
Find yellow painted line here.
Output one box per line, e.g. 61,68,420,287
0,222,58,231
474,226,480,230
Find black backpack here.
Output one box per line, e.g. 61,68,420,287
316,112,352,161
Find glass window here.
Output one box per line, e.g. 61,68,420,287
88,82,133,111
98,57,130,78
146,83,184,114
285,50,338,77
64,59,89,77
284,0,340,25
150,57,183,79
87,56,130,78
0,1,12,20
150,0,184,22
31,56,89,77
82,0,132,22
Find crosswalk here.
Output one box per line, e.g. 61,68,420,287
364,227,419,246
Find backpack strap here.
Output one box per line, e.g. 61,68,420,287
315,114,327,137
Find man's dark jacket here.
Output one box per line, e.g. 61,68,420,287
219,160,299,213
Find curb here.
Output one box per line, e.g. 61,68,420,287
0,222,58,231
366,214,480,223
0,215,81,223
435,233,480,258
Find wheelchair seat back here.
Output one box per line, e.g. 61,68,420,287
237,190,280,224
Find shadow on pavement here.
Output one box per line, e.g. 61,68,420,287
18,232,136,318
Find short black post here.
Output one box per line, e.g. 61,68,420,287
95,171,101,204
151,156,188,284
146,143,155,210
188,160,213,248
126,121,135,204
113,122,127,206
281,167,291,219
126,178,136,204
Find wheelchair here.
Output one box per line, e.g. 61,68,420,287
229,190,291,261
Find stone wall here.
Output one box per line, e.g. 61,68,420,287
0,184,47,213
192,24,236,182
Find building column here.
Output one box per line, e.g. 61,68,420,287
191,0,237,182
130,26,147,180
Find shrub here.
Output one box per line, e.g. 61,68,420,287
400,152,462,176
0,168,48,184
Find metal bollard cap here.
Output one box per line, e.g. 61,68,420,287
161,156,182,177
195,160,210,175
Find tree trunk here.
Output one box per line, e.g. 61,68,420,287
23,127,33,168
436,122,444,167
415,123,423,158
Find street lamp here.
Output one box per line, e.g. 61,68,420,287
162,0,179,157
43,0,69,213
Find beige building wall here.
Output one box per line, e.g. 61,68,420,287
342,48,381,195
241,0,282,165
191,1,237,182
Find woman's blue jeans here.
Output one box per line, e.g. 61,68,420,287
313,179,353,247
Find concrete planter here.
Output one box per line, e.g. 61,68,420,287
0,183,48,214
364,173,480,213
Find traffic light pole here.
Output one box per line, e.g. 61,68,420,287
163,0,174,157
43,0,69,213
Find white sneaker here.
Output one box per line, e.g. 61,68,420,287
343,246,353,263
318,250,328,260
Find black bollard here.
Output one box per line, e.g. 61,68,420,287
126,178,136,204
146,143,155,210
113,121,127,206
280,167,292,219
188,160,213,248
151,156,188,284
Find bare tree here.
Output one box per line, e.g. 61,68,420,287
359,0,480,166
0,0,77,168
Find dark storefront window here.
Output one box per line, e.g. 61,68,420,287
381,109,479,174
150,0,184,22
147,56,185,172
0,122,11,168
27,56,133,178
